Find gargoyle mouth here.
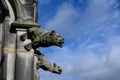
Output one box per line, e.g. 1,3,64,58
57,41,64,48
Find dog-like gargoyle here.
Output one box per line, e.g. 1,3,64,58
21,27,64,74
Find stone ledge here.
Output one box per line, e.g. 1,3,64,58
10,21,40,33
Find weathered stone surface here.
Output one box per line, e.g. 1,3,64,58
15,30,34,80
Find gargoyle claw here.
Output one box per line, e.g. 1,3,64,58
20,34,27,41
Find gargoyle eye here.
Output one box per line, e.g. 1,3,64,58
51,30,56,33
50,30,56,35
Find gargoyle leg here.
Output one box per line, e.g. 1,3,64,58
20,33,27,41
24,36,40,51
24,43,33,51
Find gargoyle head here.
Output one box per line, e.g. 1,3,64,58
49,30,64,48
24,28,64,51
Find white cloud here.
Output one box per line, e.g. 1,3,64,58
45,2,81,39
40,44,120,80
108,46,120,68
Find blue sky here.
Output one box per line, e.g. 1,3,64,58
38,0,120,80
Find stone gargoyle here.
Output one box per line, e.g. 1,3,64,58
21,27,64,51
35,49,62,74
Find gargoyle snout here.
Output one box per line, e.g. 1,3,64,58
57,38,64,48
60,38,64,44
62,38,64,43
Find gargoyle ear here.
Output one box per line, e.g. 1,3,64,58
50,30,56,35
51,30,56,33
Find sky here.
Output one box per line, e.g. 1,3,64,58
38,0,120,80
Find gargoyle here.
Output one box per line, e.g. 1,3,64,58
21,27,64,51
35,49,62,74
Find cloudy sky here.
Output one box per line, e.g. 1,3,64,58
38,0,120,80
